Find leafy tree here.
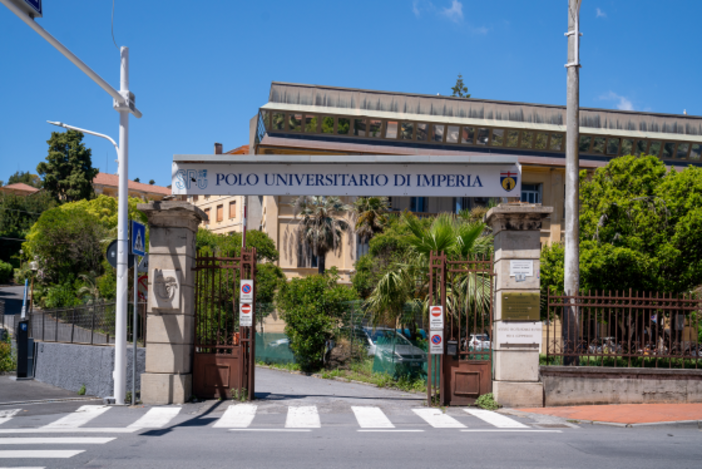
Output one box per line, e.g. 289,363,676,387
134,178,140,183
291,196,352,274
0,191,57,264
542,154,702,295
37,130,98,202
196,229,278,263
276,270,359,371
23,206,107,286
149,180,155,185
451,74,471,98
353,197,390,243
7,171,42,188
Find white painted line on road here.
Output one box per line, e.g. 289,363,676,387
0,437,115,445
357,430,424,433
351,406,394,429
460,430,562,433
0,467,46,469
128,407,181,429
229,429,312,432
41,405,110,429
463,409,529,428
214,404,257,428
0,428,137,434
412,409,466,428
0,450,84,458
285,406,320,429
0,410,19,426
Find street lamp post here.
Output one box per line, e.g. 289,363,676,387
1,0,144,405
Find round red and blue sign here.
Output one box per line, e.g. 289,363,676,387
242,284,252,294
431,334,442,345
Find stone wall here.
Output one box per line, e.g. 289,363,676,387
541,366,702,406
34,342,145,398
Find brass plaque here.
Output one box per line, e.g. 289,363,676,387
501,292,540,321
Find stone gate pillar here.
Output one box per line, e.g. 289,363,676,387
486,203,552,408
137,201,206,405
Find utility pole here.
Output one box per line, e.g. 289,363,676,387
564,0,582,365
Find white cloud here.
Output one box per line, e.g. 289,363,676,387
471,26,489,35
596,8,606,18
441,0,464,23
412,0,435,18
600,91,634,111
413,0,421,17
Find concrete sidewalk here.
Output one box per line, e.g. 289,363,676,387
0,375,98,405
520,403,702,426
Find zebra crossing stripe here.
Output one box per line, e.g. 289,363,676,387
0,450,85,458
0,410,20,426
412,409,466,428
351,407,394,429
463,409,528,428
285,406,320,428
128,407,181,429
41,405,110,429
214,404,257,428
0,437,115,445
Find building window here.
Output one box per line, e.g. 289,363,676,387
304,115,318,133
521,184,542,204
676,142,690,159
321,116,334,134
506,130,519,147
432,125,445,142
410,197,427,212
297,243,318,268
337,118,350,135
353,119,366,137
549,133,564,151
192,195,199,202
461,126,475,144
229,201,236,219
216,205,223,222
385,121,398,139
356,235,370,260
416,123,428,141
535,133,548,150
446,126,459,143
477,128,489,145
454,197,470,214
272,113,285,131
491,129,504,146
400,122,414,140
690,144,702,160
288,114,302,132
369,119,383,138
203,208,210,224
521,131,534,149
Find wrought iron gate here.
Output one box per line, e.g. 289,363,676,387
428,251,494,406
193,248,256,400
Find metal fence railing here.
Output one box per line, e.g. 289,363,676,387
25,301,147,346
545,289,702,368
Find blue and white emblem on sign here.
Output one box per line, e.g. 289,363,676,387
175,169,208,191
131,220,146,257
500,171,518,192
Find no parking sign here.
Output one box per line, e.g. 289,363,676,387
429,331,444,355
240,279,254,302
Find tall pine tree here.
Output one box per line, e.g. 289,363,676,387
37,130,98,202
451,74,471,98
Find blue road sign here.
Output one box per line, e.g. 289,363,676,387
131,220,146,257
23,0,42,16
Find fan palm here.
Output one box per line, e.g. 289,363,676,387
291,196,352,274
353,196,390,243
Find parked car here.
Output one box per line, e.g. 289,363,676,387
587,337,622,354
351,326,426,368
465,333,491,351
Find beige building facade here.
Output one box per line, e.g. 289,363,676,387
190,82,702,283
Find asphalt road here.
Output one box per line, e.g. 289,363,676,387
0,368,700,468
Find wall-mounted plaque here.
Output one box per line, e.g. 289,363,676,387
501,292,540,320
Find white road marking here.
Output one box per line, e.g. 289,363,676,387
41,405,110,429
460,429,562,433
463,409,529,428
357,430,424,433
0,410,20,426
214,404,257,428
412,409,466,428
0,428,136,434
229,429,312,432
0,450,84,458
351,407,394,429
0,438,114,445
285,406,320,429
127,407,181,429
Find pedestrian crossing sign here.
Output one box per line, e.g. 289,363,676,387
131,220,146,257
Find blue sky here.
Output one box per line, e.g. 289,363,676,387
1,0,700,187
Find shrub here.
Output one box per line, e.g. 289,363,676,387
276,270,359,371
0,335,16,372
475,393,500,410
0,260,12,284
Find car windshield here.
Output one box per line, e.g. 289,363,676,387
369,329,411,346
473,335,489,341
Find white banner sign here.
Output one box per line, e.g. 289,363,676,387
509,260,533,277
239,302,253,327
429,330,444,355
495,322,542,349
429,305,444,330
172,163,521,197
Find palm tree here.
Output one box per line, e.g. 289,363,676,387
353,197,390,243
291,196,352,274
77,271,101,305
